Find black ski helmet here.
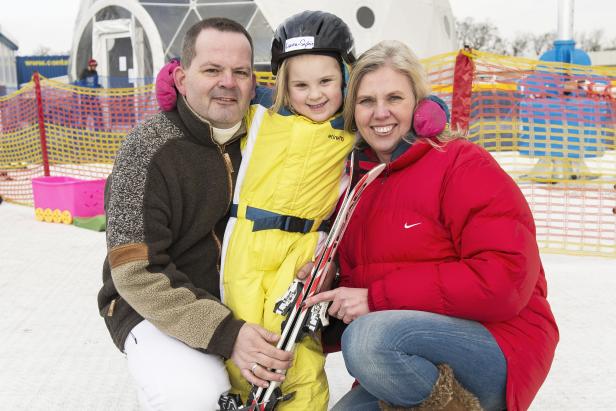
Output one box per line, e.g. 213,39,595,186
270,10,355,75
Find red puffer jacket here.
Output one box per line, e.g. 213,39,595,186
337,138,558,411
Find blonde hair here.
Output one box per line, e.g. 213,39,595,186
270,59,291,114
343,40,458,146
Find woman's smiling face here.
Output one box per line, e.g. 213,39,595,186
354,65,416,163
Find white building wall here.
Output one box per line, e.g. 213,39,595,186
1,46,7,87
0,47,5,86
0,34,18,95
588,50,616,67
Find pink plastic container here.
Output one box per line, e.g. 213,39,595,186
32,176,106,217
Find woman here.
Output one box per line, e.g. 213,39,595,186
304,40,558,411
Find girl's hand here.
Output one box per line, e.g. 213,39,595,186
295,261,337,292
304,287,369,324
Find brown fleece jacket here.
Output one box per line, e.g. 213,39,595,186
97,96,245,357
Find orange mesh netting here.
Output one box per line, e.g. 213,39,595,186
1,63,615,257
0,76,158,204
441,49,616,257
0,73,274,205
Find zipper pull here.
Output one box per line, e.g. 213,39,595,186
107,298,117,317
222,152,234,173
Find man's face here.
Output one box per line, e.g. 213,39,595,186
175,29,255,129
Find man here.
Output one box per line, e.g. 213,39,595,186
97,18,292,410
79,58,100,88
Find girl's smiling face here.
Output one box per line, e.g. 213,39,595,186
287,54,343,122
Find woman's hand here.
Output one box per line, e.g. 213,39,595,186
303,287,370,324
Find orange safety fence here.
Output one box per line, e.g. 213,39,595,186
1,60,615,257
0,75,158,204
0,72,275,205
445,49,616,257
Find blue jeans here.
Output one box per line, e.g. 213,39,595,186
331,311,507,411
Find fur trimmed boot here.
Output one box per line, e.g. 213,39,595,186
378,364,483,411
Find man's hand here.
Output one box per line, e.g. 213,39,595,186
230,323,293,388
303,287,369,324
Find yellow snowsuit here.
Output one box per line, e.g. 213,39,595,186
220,104,354,410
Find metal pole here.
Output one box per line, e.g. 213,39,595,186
33,71,50,177
557,0,575,41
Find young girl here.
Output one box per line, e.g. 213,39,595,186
220,12,356,410
155,12,448,410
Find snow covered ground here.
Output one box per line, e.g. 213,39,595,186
1,201,615,410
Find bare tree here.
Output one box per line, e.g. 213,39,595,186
575,29,605,52
456,17,507,54
33,45,52,56
456,19,613,57
510,33,532,56
531,32,556,57
30,46,70,56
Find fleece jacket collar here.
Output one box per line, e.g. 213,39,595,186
176,95,245,148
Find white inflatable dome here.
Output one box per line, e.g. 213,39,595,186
70,0,457,85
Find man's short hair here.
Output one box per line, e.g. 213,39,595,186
181,17,254,69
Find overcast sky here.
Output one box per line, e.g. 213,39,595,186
449,0,616,41
1,0,615,55
1,0,80,55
